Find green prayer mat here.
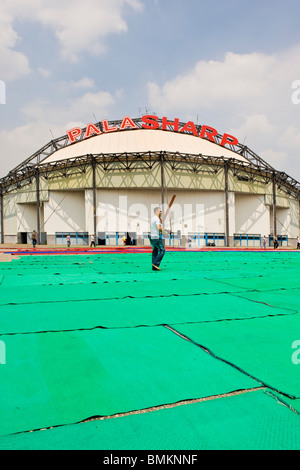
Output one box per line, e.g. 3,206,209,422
0,326,257,436
0,292,295,335
173,314,300,399
0,250,299,449
0,390,299,450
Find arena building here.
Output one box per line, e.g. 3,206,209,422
0,115,299,248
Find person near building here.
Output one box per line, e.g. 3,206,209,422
66,234,71,249
90,234,96,247
297,235,300,249
32,230,37,248
150,207,167,271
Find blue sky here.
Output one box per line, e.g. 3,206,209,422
1,0,300,179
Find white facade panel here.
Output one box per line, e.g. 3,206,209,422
235,194,269,234
276,207,290,236
16,203,36,233
288,200,300,238
44,191,85,234
96,189,160,235
196,192,225,233
3,194,17,235
94,189,222,236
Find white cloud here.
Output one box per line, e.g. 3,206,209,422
68,77,95,89
0,10,31,81
58,77,96,95
68,90,116,120
147,46,300,118
2,0,143,63
21,89,116,129
147,45,300,180
279,126,300,149
2,0,142,79
37,67,51,78
0,123,44,176
229,114,274,147
147,51,276,113
0,88,117,176
259,149,287,170
0,0,142,174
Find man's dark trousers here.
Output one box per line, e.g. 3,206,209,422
150,237,165,268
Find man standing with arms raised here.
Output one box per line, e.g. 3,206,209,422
150,207,167,271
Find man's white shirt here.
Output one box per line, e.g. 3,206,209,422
150,215,161,239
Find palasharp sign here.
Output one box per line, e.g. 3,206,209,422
66,115,239,148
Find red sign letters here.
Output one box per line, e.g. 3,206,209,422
66,115,239,148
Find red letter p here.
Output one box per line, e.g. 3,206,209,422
221,133,239,147
67,127,82,143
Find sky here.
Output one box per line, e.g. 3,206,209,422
1,0,300,180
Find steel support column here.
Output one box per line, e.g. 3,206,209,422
272,172,277,237
160,152,165,216
36,170,41,244
224,162,230,247
0,190,4,244
92,157,97,240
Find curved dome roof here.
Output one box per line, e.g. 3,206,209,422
41,128,249,165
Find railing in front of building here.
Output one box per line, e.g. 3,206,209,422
233,234,288,247
53,231,289,247
142,232,226,247
187,233,226,247
104,232,137,246
233,233,261,247
268,235,289,246
55,232,89,245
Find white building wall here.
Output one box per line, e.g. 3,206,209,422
235,194,269,234
44,191,85,234
94,189,224,236
276,207,290,236
96,189,160,235
2,186,298,245
288,199,300,238
3,194,17,236
16,203,36,232
196,191,225,233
